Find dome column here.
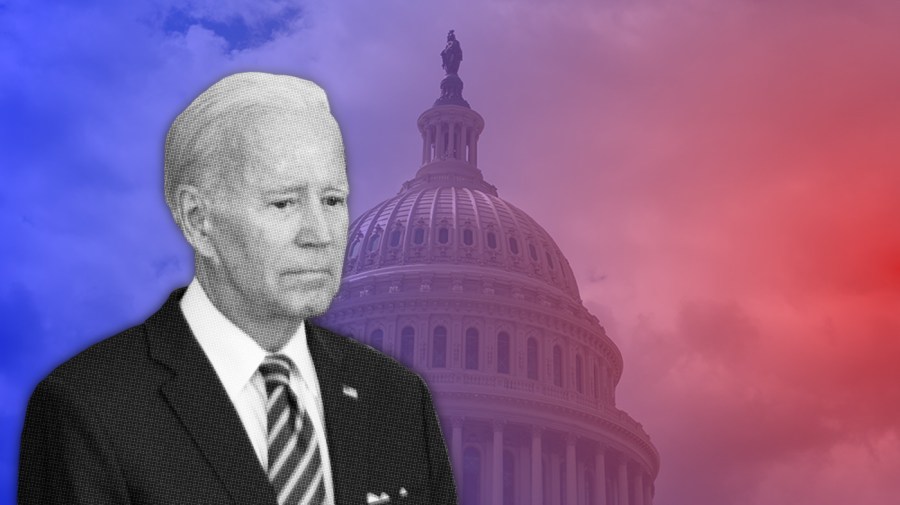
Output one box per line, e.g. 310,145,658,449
566,435,577,505
436,123,446,160
550,454,561,505
418,108,485,173
617,458,629,505
632,470,644,505
531,426,543,505
492,421,504,505
448,123,456,159
421,125,431,165
595,448,608,505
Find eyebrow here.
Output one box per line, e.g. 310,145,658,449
261,184,349,194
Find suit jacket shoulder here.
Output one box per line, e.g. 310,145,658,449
19,289,274,505
35,322,160,411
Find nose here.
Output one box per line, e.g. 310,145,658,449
293,202,335,247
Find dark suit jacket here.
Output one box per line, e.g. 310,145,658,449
19,288,457,505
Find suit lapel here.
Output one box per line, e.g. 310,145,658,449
307,323,357,505
145,289,277,505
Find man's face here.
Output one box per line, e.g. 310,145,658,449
204,110,349,322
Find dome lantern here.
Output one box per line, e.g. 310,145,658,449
411,30,490,193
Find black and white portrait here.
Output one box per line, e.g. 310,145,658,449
18,72,457,505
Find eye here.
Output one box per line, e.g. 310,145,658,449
323,195,346,207
271,198,296,210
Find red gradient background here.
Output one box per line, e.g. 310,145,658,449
329,2,900,503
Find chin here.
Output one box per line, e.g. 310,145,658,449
278,291,336,320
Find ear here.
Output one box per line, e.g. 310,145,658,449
175,184,217,260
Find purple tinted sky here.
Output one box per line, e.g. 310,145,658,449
3,1,900,504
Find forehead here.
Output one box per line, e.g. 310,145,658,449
225,107,347,190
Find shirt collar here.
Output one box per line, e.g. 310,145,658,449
180,278,308,397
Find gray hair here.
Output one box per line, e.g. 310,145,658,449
163,72,341,224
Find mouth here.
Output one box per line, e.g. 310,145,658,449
283,269,332,277
281,269,334,284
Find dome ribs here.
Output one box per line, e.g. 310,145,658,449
463,187,484,255
401,188,426,260
377,187,408,265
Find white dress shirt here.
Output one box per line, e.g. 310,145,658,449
180,278,335,505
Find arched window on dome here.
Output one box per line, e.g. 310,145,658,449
528,242,538,261
508,237,519,255
367,233,381,253
400,326,415,366
462,447,482,505
369,329,384,352
413,227,426,245
432,326,447,368
486,231,497,250
465,328,479,370
496,332,510,374
552,345,563,387
546,251,554,270
503,450,515,505
348,236,362,261
438,227,450,244
389,228,403,248
575,354,584,393
526,338,539,380
462,228,475,246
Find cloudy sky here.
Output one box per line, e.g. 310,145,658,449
2,0,899,503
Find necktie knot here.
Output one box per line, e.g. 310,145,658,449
260,354,293,384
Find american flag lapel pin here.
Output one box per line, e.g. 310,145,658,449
342,385,358,399
367,492,390,504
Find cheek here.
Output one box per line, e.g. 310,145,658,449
215,214,272,271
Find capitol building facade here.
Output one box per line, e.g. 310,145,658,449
319,35,659,505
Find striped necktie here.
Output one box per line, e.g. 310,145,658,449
260,354,326,505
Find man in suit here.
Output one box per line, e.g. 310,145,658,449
18,72,457,505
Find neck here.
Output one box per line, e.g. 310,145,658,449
195,266,300,353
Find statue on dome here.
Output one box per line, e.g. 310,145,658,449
440,30,463,75
434,30,470,108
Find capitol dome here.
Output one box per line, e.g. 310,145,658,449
345,147,582,302
319,33,658,505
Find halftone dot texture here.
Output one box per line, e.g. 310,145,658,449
261,354,325,505
163,72,342,214
17,290,456,504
